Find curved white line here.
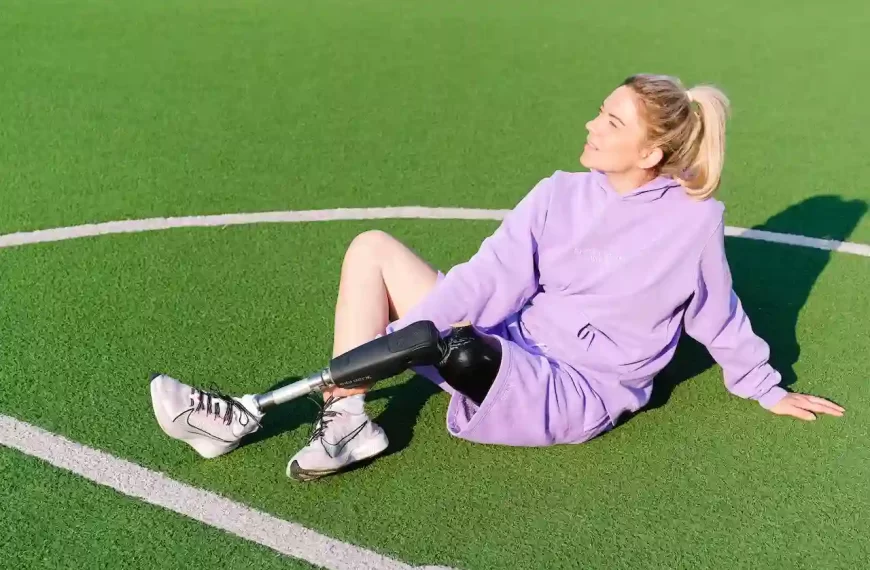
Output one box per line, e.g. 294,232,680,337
1,207,865,569
0,207,868,257
0,414,454,570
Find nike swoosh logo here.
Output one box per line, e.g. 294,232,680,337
172,408,237,444
320,421,367,458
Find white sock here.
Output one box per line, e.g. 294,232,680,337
330,393,366,415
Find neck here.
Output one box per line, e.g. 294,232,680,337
605,169,657,194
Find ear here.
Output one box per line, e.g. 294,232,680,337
636,146,663,170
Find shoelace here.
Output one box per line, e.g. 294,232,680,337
190,385,261,429
305,394,343,444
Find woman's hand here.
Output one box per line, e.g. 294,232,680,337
769,393,845,420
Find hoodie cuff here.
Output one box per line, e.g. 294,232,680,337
756,385,789,410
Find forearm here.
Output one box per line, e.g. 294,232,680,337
684,221,788,409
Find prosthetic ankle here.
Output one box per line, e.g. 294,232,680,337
253,320,501,410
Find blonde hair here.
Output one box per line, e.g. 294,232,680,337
623,74,731,199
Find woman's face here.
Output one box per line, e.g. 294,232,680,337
580,85,661,175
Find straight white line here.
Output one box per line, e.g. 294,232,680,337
0,207,867,257
0,414,453,570
723,226,870,256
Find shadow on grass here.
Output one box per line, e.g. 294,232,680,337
239,373,442,458
366,374,442,457
239,375,315,448
242,195,866,447
633,195,866,419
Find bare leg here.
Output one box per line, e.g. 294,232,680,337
326,230,439,398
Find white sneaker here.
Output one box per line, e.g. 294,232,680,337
149,373,263,459
287,395,389,481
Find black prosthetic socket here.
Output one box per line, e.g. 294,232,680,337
435,325,502,406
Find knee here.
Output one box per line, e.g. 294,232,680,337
438,326,502,375
436,325,502,405
343,230,395,265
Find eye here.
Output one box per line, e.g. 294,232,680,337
599,107,617,128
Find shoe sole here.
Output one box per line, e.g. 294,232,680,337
287,434,389,482
149,373,239,459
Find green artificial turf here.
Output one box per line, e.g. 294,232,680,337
0,446,320,569
2,0,869,567
0,220,867,569
1,0,869,242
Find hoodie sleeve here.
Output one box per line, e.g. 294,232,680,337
386,174,555,335
683,220,788,410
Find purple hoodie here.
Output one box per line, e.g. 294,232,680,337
387,170,787,441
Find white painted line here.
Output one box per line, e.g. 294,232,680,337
0,208,509,249
0,207,866,567
0,207,867,257
0,414,454,570
724,226,870,256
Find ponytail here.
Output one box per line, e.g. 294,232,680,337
677,86,730,199
623,74,731,200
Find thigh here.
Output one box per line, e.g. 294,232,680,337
343,230,440,320
375,232,441,319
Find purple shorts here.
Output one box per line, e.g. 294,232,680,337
410,277,614,447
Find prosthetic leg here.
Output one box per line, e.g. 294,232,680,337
147,319,501,469
253,320,501,410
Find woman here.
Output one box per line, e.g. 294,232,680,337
150,74,844,481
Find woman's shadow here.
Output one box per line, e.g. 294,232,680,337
240,373,441,458
245,195,866,451
639,195,867,415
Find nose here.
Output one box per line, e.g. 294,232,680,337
585,116,599,134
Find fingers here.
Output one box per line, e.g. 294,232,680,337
774,393,846,421
794,395,845,417
806,395,845,414
778,404,817,421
